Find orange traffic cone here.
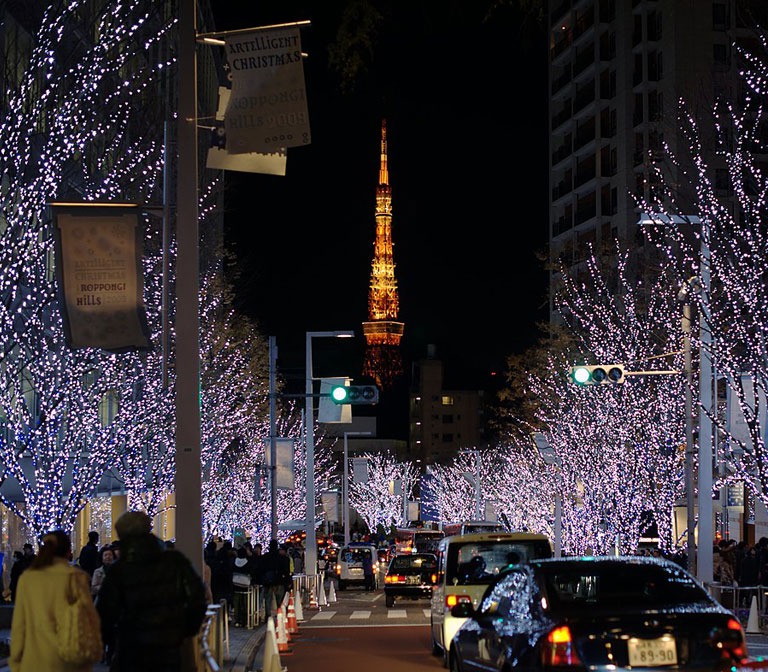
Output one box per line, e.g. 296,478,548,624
308,580,319,609
280,603,292,642
287,592,299,634
276,608,293,655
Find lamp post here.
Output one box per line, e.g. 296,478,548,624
343,431,372,546
639,213,711,582
305,331,354,578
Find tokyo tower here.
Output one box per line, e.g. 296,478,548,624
362,119,404,388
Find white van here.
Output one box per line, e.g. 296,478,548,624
430,532,551,666
335,543,380,590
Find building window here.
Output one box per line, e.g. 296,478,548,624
441,396,454,406
442,434,453,443
442,414,454,423
713,3,728,30
713,43,729,67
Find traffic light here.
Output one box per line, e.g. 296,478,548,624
330,384,379,404
570,364,626,385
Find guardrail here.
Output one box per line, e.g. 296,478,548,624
293,573,321,605
708,583,768,630
199,599,231,672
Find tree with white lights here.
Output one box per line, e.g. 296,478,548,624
523,250,686,554
640,35,768,510
348,453,416,532
0,1,173,538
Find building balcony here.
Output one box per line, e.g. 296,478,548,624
551,142,572,166
573,49,595,80
573,86,595,115
552,70,572,96
552,179,573,202
552,105,573,130
573,11,595,42
551,35,572,62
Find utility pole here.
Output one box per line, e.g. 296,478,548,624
680,286,696,575
175,0,202,572
269,337,278,540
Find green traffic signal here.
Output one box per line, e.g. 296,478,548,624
570,365,626,385
330,384,379,404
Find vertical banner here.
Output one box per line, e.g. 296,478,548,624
52,206,151,351
321,491,340,523
266,438,295,490
224,27,311,153
352,457,369,484
407,501,420,522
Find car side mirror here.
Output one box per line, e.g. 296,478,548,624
451,603,475,618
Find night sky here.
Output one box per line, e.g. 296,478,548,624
210,2,549,436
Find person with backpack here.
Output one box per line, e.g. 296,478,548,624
261,540,290,616
232,548,251,626
96,511,206,672
10,530,102,672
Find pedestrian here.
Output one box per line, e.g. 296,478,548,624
213,541,235,605
720,540,736,586
78,531,100,576
232,548,251,626
10,530,102,672
362,550,374,591
91,546,115,599
8,551,24,603
740,546,760,587
261,540,290,616
96,511,207,672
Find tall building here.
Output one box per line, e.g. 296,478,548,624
362,119,404,388
409,346,487,467
548,0,767,311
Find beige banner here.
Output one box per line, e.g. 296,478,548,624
55,211,150,351
224,27,311,153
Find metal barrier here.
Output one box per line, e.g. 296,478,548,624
246,584,263,629
708,583,768,630
200,603,223,672
292,573,320,605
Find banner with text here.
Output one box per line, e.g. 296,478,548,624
224,27,311,153
53,207,151,351
266,438,295,490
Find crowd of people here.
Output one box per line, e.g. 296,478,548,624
204,538,304,625
7,512,207,672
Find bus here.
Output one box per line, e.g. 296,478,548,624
442,520,505,537
395,528,445,554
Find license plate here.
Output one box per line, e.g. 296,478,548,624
627,636,677,667
349,567,363,576
406,576,421,585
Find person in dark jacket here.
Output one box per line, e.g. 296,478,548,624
740,546,760,587
213,541,235,605
260,540,290,615
362,550,374,590
78,530,100,576
96,511,207,672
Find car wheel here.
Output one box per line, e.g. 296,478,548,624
449,650,462,672
385,594,395,608
338,580,346,591
443,643,450,668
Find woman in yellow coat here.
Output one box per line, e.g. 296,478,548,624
10,530,101,672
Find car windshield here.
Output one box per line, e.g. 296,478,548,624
464,524,503,534
341,548,371,563
391,554,436,571
448,541,550,585
537,562,713,612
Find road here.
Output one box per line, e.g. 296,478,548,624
289,581,442,671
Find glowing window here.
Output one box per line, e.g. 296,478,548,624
441,396,454,406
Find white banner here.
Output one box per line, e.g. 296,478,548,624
53,207,150,351
224,28,311,153
728,374,768,453
407,501,419,522
352,457,369,484
207,87,287,175
321,491,339,522
266,438,295,490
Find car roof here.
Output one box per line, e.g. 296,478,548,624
531,555,680,569
443,532,551,544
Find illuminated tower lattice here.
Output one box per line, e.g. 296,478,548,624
362,120,404,388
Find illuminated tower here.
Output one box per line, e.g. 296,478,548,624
362,120,404,388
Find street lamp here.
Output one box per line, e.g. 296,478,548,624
640,213,712,583
532,432,562,559
305,330,354,578
343,431,372,546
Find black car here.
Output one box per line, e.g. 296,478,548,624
448,557,746,671
384,553,437,608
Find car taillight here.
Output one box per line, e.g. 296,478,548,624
542,626,582,667
336,564,341,574
431,574,437,584
446,594,471,609
385,575,405,584
713,618,747,662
